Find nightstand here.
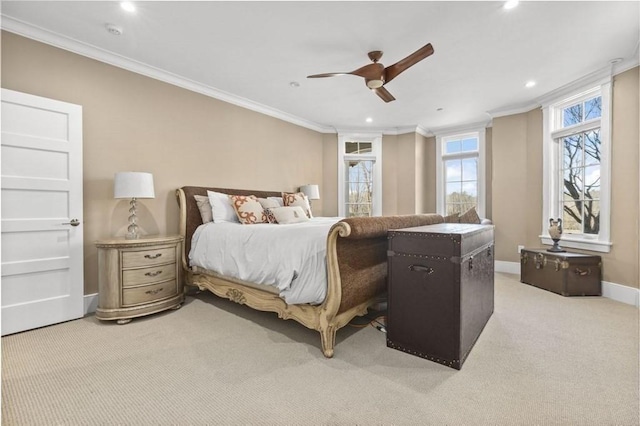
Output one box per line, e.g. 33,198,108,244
95,235,184,324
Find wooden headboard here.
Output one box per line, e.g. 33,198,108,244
176,186,283,269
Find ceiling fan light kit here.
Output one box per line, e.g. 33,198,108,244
307,43,434,103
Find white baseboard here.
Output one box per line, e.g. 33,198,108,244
84,293,98,315
602,281,640,307
495,261,639,307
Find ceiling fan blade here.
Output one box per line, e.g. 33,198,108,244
349,62,385,80
384,43,434,84
307,72,350,78
372,86,396,103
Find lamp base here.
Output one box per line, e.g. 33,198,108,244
125,232,140,240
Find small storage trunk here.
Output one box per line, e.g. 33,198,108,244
520,249,602,296
387,223,494,370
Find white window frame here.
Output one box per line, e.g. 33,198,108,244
541,80,612,253
435,128,486,218
337,132,382,217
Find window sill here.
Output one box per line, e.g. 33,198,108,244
539,235,612,253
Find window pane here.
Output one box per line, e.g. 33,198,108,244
446,183,462,203
563,134,583,169
358,142,372,154
563,103,583,127
345,142,358,154
563,168,583,199
445,159,461,182
461,138,478,152
584,165,600,198
584,130,601,166
562,202,582,233
584,96,602,120
583,200,599,234
445,140,461,154
461,181,478,199
461,158,477,181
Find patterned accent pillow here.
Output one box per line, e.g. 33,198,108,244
194,195,213,223
444,212,460,223
282,192,313,218
229,195,268,224
271,206,309,224
264,208,278,224
459,207,481,224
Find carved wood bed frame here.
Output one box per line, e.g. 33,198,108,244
177,186,445,357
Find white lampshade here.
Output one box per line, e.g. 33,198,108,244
114,172,155,199
300,184,320,200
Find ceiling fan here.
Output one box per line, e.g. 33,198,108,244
307,43,434,103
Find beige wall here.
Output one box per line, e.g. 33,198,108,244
490,67,639,288
1,32,325,295
3,31,637,292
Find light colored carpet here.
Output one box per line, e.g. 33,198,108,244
2,273,638,425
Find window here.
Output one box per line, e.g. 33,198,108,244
338,133,382,217
436,129,486,217
542,82,611,252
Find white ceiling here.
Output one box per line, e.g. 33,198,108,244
2,1,639,133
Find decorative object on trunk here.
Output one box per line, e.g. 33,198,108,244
547,218,566,253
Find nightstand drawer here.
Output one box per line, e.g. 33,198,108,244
122,280,178,306
122,263,176,287
122,247,176,268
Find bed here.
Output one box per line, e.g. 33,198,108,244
177,186,445,357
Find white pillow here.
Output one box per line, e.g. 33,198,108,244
267,196,284,207
271,206,309,224
258,197,281,209
207,190,240,223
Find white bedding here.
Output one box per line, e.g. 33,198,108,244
188,217,341,305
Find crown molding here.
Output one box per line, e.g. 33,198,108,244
429,119,492,137
487,102,539,119
0,15,334,134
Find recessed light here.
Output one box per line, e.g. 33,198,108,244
105,23,123,36
289,81,300,88
525,81,536,88
366,117,373,123
503,0,519,10
436,107,444,112
610,58,623,65
120,2,136,13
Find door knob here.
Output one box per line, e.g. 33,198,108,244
62,219,80,227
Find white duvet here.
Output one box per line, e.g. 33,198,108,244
188,217,341,305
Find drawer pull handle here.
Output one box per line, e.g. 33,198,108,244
145,287,163,295
144,271,163,277
409,265,434,275
144,253,162,259
574,268,591,276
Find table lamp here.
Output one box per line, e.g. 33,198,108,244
114,172,155,239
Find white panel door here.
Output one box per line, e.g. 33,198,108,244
1,88,84,335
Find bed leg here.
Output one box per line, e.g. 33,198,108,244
320,326,337,358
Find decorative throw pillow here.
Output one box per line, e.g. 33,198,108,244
258,197,281,209
444,212,460,223
207,190,240,223
271,206,309,224
282,192,313,218
459,207,481,224
229,195,268,224
264,208,278,224
194,195,213,223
